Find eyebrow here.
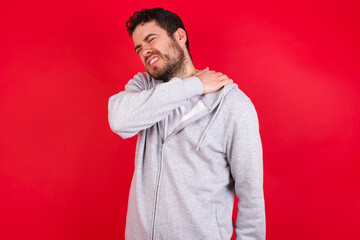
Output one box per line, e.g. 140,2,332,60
134,33,159,53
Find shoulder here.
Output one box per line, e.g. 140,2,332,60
223,84,257,116
221,85,260,133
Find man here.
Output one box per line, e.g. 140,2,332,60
108,7,265,240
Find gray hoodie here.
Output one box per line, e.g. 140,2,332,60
108,72,265,240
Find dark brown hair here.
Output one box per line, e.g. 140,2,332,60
126,8,191,57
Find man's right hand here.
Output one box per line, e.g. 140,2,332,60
194,67,233,94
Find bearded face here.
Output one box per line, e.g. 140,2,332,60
132,21,188,82
145,37,186,82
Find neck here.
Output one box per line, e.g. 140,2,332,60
176,56,197,79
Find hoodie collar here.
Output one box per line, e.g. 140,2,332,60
202,83,237,110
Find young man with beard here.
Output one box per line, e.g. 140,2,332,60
108,7,265,240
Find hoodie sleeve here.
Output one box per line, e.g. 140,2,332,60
227,95,266,240
108,72,203,139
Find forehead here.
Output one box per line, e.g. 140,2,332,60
132,21,168,45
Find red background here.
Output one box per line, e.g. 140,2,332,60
1,0,359,239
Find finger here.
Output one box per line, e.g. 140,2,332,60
219,74,229,81
222,79,233,85
194,69,205,76
215,72,223,77
195,67,210,75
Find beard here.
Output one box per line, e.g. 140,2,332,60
146,38,186,82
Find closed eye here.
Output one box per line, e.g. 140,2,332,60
134,34,159,54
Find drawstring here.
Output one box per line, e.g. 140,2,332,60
196,97,225,151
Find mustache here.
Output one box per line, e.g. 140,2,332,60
145,50,162,62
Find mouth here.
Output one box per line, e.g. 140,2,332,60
146,55,160,68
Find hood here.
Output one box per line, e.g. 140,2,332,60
196,83,238,151
202,83,238,111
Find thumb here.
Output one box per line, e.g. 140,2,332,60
194,67,208,76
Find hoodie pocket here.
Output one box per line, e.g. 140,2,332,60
211,204,222,240
212,195,233,239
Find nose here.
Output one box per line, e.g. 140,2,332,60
141,47,152,57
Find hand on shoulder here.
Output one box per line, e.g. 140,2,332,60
193,67,233,94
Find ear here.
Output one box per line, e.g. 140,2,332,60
174,28,187,47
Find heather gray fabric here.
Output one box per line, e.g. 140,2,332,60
108,72,265,240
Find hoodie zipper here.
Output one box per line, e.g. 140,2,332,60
151,142,165,240
151,108,210,239
150,88,232,239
